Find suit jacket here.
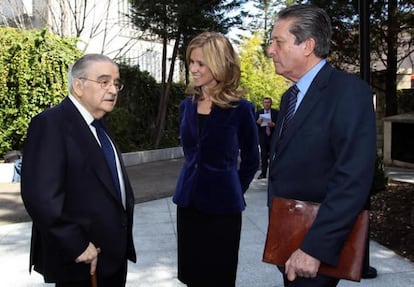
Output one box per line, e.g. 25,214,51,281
256,108,279,144
21,97,136,283
173,96,259,214
268,63,376,266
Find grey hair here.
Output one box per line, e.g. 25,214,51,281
277,4,332,58
68,54,115,93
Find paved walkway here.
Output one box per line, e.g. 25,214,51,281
0,159,413,286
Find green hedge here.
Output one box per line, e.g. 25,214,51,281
0,27,81,157
0,27,185,158
398,89,414,114
107,64,185,152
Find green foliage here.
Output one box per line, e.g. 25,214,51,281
307,0,414,116
163,83,185,146
371,155,388,195
0,27,184,157
0,27,81,157
239,32,290,110
128,0,249,147
241,0,283,40
106,64,185,152
398,89,414,114
128,0,249,79
128,0,248,39
305,0,414,70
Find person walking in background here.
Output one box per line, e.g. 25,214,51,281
21,54,136,287
256,97,278,179
266,4,376,287
173,32,259,287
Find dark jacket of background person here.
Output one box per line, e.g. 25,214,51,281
256,106,279,178
256,108,279,140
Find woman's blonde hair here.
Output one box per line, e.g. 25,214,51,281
185,32,244,108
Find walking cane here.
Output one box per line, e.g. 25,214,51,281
91,248,101,287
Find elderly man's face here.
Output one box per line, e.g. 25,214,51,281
75,61,121,119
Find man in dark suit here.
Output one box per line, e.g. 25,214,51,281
21,54,136,287
266,5,376,287
256,97,278,179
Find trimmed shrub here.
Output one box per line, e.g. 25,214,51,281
0,27,81,157
106,64,185,152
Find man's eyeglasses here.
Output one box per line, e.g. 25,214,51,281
79,77,124,92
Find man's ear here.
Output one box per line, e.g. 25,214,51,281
303,38,316,56
73,78,84,96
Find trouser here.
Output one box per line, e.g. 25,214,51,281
259,138,271,175
55,261,127,287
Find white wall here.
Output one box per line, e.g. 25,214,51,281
71,0,181,82
0,0,181,83
0,0,30,24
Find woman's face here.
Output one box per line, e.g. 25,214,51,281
189,47,217,89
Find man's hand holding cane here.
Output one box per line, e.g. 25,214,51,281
75,242,101,286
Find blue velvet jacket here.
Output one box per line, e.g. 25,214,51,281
173,96,259,214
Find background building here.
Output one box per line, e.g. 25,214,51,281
0,0,181,82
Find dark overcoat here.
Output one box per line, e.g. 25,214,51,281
268,63,376,266
21,97,136,282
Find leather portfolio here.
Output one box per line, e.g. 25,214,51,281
262,197,368,282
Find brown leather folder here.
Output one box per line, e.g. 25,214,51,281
263,197,369,282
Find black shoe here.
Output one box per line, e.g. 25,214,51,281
257,174,266,179
362,266,377,279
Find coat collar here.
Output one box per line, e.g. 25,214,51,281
272,63,333,156
60,98,124,205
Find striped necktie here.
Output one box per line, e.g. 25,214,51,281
281,85,299,136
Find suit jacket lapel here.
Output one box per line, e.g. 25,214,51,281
272,63,333,157
270,93,288,157
101,119,136,209
184,97,199,138
61,98,123,204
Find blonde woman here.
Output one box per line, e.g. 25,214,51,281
173,32,259,287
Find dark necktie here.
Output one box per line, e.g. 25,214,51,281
92,119,121,198
281,85,299,136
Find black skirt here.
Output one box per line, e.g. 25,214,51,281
176,206,242,287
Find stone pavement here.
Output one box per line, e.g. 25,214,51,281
0,159,413,286
0,158,185,225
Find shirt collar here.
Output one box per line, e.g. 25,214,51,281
68,94,95,125
296,59,326,95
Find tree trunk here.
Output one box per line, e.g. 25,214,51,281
385,0,398,116
152,35,168,148
153,33,181,148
